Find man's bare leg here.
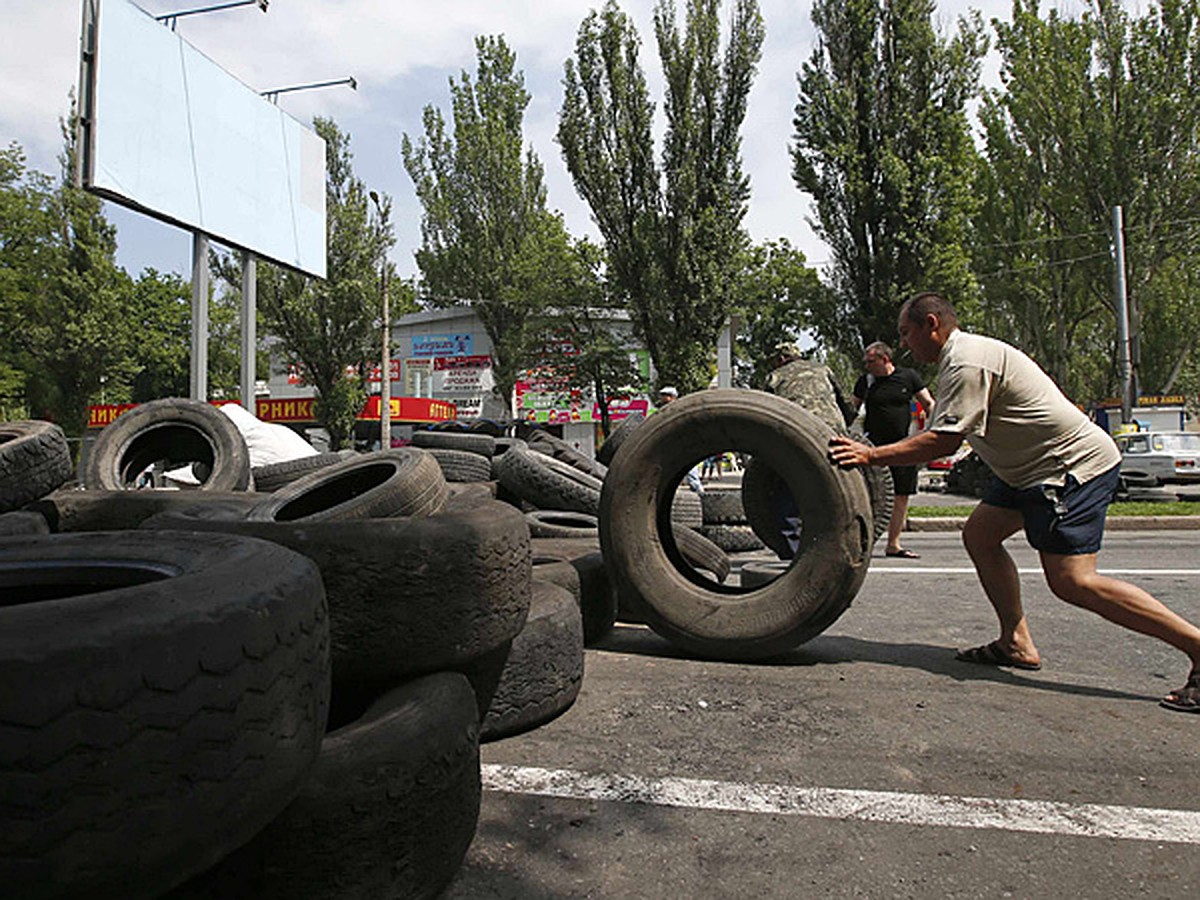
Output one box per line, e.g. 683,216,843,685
961,503,1040,665
1041,552,1200,667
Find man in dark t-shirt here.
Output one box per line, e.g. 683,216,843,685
852,341,934,558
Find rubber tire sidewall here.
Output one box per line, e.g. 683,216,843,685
599,389,873,659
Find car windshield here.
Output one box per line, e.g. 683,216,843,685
1151,433,1200,452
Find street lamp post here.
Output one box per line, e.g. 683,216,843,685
369,191,391,448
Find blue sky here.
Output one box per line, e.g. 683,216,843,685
1,0,1018,282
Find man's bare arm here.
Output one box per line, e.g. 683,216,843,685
828,430,963,468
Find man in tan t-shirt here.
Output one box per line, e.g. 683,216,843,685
829,292,1200,714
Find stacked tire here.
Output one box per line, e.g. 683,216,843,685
698,486,766,553
0,406,590,899
599,390,874,660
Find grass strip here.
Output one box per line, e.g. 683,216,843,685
909,501,1200,518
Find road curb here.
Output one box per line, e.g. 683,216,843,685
909,516,1200,532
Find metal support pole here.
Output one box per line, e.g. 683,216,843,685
717,318,733,389
190,232,210,400
1111,206,1133,424
380,262,391,447
240,251,257,413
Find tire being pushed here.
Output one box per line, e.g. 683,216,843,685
0,531,330,899
599,389,873,660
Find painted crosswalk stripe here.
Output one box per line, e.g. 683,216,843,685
482,764,1200,844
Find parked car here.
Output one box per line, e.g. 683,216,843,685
1115,431,1200,489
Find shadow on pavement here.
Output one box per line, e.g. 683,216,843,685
594,625,1155,703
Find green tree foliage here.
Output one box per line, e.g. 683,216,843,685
126,268,191,402
792,0,986,359
402,35,562,412
241,118,402,450
731,239,830,388
0,123,138,436
525,237,645,434
977,0,1200,403
558,0,765,394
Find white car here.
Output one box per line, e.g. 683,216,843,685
1115,431,1200,488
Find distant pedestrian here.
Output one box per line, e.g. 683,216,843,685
851,341,935,558
829,291,1200,713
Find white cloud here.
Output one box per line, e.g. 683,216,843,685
1,0,1011,279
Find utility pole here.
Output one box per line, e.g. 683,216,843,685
1111,206,1133,425
369,191,391,448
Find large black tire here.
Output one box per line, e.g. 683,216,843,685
0,420,74,512
671,487,704,528
599,389,873,660
81,398,251,491
28,488,262,533
424,446,494,483
532,544,617,645
0,510,50,536
141,500,532,725
411,430,495,457
701,489,745,524
595,412,644,466
0,531,330,899
849,432,893,542
698,523,765,553
673,523,732,583
251,450,355,493
167,673,480,900
248,448,447,522
444,480,498,510
478,580,584,742
495,445,603,514
527,430,609,480
526,509,599,538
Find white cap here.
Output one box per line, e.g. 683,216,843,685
658,386,678,398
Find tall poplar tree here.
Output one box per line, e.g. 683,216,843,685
792,0,986,358
403,35,566,412
977,0,1200,403
558,0,765,393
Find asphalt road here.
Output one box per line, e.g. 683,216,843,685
446,529,1200,900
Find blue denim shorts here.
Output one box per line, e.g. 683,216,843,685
981,464,1121,555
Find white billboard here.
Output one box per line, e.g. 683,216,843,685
80,0,326,277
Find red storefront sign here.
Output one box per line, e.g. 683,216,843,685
87,400,238,429
359,396,457,422
88,397,458,428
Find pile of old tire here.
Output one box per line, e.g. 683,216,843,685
600,389,874,660
411,429,496,483
141,447,585,898
2,429,585,899
698,486,765,553
495,431,731,623
0,530,331,898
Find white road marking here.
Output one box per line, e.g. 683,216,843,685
868,567,1200,576
482,764,1200,844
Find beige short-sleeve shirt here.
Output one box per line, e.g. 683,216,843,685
929,330,1119,489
